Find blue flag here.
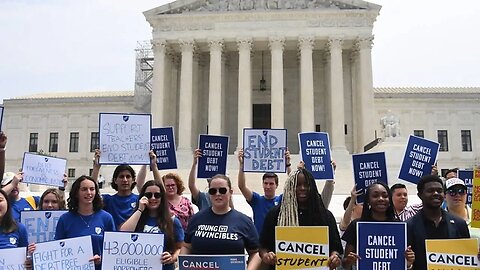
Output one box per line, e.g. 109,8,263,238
398,135,439,184
298,132,334,180
151,127,177,170
352,152,388,203
197,134,229,179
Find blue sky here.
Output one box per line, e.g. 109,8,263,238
1,0,479,103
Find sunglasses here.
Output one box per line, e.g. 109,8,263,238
447,188,466,196
144,192,161,199
208,187,228,195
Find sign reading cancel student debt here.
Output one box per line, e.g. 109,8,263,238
99,113,151,165
458,170,474,205
22,152,66,187
197,134,229,179
21,210,67,243
298,132,334,180
151,127,177,170
0,247,26,269
276,226,329,270
243,128,287,173
352,152,388,203
357,222,407,270
102,231,164,270
398,135,439,184
426,238,479,270
179,255,246,270
33,235,94,269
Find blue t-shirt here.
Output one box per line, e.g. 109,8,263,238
0,223,28,249
11,197,38,222
143,216,184,270
102,193,138,229
192,191,211,211
185,208,259,255
249,192,282,235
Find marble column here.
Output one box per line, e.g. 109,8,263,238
298,36,315,132
151,39,166,127
208,39,224,135
178,39,195,151
269,36,285,129
237,38,253,148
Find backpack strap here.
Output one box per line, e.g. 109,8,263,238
25,196,37,210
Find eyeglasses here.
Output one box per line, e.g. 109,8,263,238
144,192,161,199
208,187,228,195
447,188,466,196
165,184,176,189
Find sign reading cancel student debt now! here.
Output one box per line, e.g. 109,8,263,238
22,152,66,187
99,113,151,165
197,134,229,179
298,132,334,180
179,255,246,270
352,152,388,203
242,128,287,173
151,127,177,170
426,238,479,270
398,135,439,184
275,226,330,270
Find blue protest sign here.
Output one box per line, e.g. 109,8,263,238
21,210,67,243
357,222,407,270
352,152,388,203
398,135,440,184
197,134,229,179
298,132,334,180
458,170,474,205
0,106,4,131
22,152,67,187
151,127,177,170
179,255,246,270
243,128,287,173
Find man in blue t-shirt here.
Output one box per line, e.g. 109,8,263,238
1,172,38,222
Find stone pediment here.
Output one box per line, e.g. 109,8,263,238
147,0,380,15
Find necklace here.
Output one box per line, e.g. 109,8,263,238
79,214,92,228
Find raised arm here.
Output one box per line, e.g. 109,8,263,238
285,149,292,175
339,185,361,231
0,132,6,178
188,149,202,202
237,149,253,202
91,149,101,181
149,150,162,184
1,172,22,195
320,160,337,208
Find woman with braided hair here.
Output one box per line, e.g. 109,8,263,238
257,168,343,270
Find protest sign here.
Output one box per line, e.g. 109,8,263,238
242,128,287,173
0,106,3,130
472,169,480,228
151,127,177,170
298,132,334,180
197,134,229,178
352,152,388,203
22,152,66,187
99,113,151,165
357,222,407,270
179,255,246,270
0,247,26,269
458,170,473,205
32,236,94,270
426,238,479,270
275,226,329,270
102,231,164,270
398,135,439,184
21,210,67,243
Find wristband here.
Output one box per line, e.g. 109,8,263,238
137,209,144,213
58,187,65,191
285,163,291,167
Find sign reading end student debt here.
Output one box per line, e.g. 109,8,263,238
151,127,177,170
179,255,246,270
243,128,287,173
197,134,229,179
352,152,388,203
22,152,66,187
398,135,439,184
298,132,334,180
21,210,67,243
102,231,164,270
426,238,479,270
276,226,330,270
357,222,406,270
99,113,152,165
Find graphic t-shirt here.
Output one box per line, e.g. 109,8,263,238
0,223,28,249
102,193,138,229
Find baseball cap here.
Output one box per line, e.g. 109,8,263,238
445,177,466,191
1,172,15,186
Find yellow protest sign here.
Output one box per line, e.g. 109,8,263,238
426,238,479,270
275,226,329,270
472,169,480,228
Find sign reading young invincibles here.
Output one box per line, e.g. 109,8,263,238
33,236,94,270
151,127,177,170
179,255,246,270
242,128,287,173
298,132,334,180
99,113,151,165
357,222,407,270
275,226,330,270
21,210,67,243
458,170,474,205
426,238,479,270
398,135,439,184
22,152,66,187
352,152,388,203
197,134,229,179
0,247,26,269
102,231,164,270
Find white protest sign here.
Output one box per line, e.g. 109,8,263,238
99,113,152,165
21,210,68,243
0,247,26,269
22,153,66,187
102,231,164,270
242,128,287,173
32,236,94,270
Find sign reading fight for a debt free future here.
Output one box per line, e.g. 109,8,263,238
102,231,164,270
275,226,330,270
458,170,473,205
352,152,388,203
242,128,287,173
151,127,177,170
21,210,67,243
0,247,26,269
357,222,407,270
22,152,66,187
298,132,334,180
197,134,229,179
179,255,246,270
398,135,439,184
99,113,151,165
33,236,94,270
426,238,479,270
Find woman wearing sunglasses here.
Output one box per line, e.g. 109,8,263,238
181,174,259,268
120,180,184,270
